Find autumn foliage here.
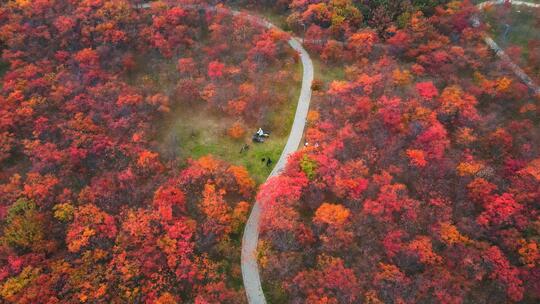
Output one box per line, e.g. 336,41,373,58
1,0,540,303
0,1,261,302
257,1,540,303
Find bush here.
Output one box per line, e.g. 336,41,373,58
3,199,45,251
228,122,246,140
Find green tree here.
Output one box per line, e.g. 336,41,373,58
2,198,45,251
300,154,318,180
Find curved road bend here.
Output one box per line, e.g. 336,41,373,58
244,2,538,303
240,18,314,304
137,3,313,303
475,0,540,95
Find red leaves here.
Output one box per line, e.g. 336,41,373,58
74,48,99,69
333,176,368,200
406,149,427,167
290,256,360,304
348,29,378,57
377,96,403,131
153,185,186,221
136,150,163,172
477,193,523,228
414,122,449,160
22,173,59,207
484,246,524,302
226,98,247,116
387,30,410,50
416,81,439,99
374,263,409,285
407,236,442,265
177,57,196,75
438,85,479,121
116,93,143,107
0,131,15,163
3,0,540,302
382,230,407,258
257,174,309,209
54,16,76,34
66,204,117,253
363,183,419,222
165,7,187,23
207,60,225,80
248,31,278,63
0,3,272,302
467,178,497,204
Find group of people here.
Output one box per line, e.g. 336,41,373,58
237,128,273,167
239,144,273,167
252,128,270,143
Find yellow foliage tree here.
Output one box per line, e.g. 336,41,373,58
456,161,484,176
0,267,40,301
314,203,350,226
518,240,539,268
439,222,470,245
392,69,412,86
227,165,255,197
495,77,512,93
307,110,320,123
456,127,477,145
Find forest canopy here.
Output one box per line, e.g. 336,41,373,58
1,0,540,303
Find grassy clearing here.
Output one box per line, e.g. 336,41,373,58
312,58,347,84
122,9,303,184
149,57,302,184
157,60,302,184
0,60,7,88
483,4,540,80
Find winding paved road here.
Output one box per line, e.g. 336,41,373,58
138,2,314,302
139,2,540,302
178,6,314,303
240,15,314,304
475,0,540,95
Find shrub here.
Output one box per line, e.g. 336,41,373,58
228,122,246,140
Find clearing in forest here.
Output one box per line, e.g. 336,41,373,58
124,7,302,183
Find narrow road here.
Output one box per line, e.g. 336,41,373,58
475,0,540,95
240,17,314,304
137,3,313,302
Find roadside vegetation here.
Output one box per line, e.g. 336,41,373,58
0,2,298,302
256,1,540,303
2,1,540,304
483,2,540,82
121,8,302,183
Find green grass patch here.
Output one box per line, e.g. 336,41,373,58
0,60,7,75
312,57,347,84
0,60,8,89
123,8,303,185
158,60,302,184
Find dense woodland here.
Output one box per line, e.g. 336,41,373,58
0,0,294,302
1,0,539,303
256,1,540,303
